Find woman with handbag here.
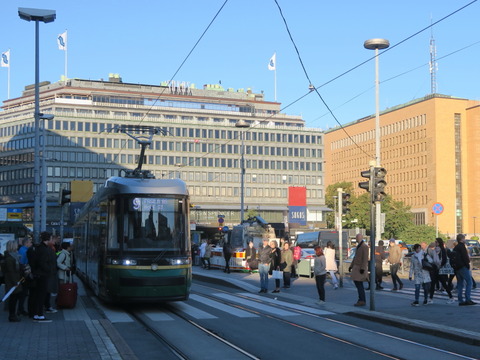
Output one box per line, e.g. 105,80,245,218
269,240,281,293
409,243,432,306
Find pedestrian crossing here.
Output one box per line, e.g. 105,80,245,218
93,292,333,323
386,286,480,303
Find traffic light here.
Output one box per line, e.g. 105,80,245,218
372,167,387,202
341,193,351,214
59,188,71,205
359,169,372,193
358,167,387,203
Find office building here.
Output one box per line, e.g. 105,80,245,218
0,75,328,235
324,94,480,236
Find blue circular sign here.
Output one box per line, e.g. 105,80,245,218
218,217,224,224
432,202,444,215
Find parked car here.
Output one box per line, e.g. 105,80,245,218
466,239,480,247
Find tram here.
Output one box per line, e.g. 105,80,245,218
73,126,191,303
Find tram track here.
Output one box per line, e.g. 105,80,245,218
190,284,478,360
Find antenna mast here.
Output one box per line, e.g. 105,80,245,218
429,25,438,94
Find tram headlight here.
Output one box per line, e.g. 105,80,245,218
166,258,191,266
111,259,137,266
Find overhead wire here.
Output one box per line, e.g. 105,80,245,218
100,0,477,182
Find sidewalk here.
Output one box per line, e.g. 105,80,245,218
0,279,137,360
193,266,480,346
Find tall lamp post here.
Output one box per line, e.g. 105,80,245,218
235,120,250,223
364,38,389,244
19,8,56,243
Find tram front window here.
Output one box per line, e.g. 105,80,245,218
120,197,186,251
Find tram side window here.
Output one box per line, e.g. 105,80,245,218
107,200,118,249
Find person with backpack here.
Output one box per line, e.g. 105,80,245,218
408,243,431,306
436,238,455,304
426,241,441,304
453,234,476,306
56,242,72,285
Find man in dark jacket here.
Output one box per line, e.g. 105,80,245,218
28,231,55,322
223,240,232,274
258,239,272,293
453,234,476,306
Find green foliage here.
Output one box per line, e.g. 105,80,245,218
246,209,259,219
397,224,446,244
325,182,355,228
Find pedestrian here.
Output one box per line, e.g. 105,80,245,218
28,231,55,322
269,240,282,293
349,234,369,307
281,242,293,288
436,238,455,304
314,245,327,304
199,240,207,269
223,239,232,273
245,241,257,273
324,241,338,289
258,239,272,293
3,240,23,322
57,242,72,285
388,239,403,291
374,240,386,290
453,234,476,306
409,243,431,306
427,241,441,303
44,235,58,314
292,243,302,278
17,237,32,316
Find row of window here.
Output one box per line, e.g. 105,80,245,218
0,180,323,202
332,114,427,150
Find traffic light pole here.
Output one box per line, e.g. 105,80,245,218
337,188,343,287
369,189,377,311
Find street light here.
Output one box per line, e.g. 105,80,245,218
364,38,389,245
235,119,250,223
40,114,54,232
19,7,56,243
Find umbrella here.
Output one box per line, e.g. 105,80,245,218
1,277,24,303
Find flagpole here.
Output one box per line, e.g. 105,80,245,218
65,43,68,79
7,54,10,99
64,30,68,79
274,65,277,102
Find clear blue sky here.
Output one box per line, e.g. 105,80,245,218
1,0,479,129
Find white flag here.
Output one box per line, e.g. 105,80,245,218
1,50,10,68
268,53,276,71
57,31,67,51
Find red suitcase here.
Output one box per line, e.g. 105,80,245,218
57,271,77,309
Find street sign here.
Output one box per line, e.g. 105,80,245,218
218,217,224,224
222,226,229,232
432,202,444,215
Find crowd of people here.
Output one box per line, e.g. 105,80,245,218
1,231,74,323
195,232,477,309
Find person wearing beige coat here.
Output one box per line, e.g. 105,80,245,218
349,234,369,306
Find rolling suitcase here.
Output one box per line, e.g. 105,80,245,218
57,271,77,309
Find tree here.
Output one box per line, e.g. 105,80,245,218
398,224,445,244
325,182,355,228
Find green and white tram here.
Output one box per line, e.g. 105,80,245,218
74,176,191,303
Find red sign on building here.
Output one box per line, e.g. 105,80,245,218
288,187,306,206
